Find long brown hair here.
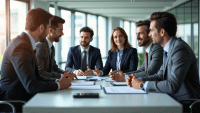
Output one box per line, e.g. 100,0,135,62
110,27,131,52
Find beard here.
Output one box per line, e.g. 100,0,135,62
38,30,47,43
53,35,61,42
137,38,149,47
80,41,89,47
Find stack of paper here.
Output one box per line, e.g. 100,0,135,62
71,81,95,86
103,87,147,94
110,82,127,86
69,85,102,90
89,76,110,80
105,78,115,82
77,76,87,80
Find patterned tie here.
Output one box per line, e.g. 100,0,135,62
163,51,168,66
145,52,148,70
81,51,87,72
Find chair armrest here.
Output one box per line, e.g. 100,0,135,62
0,100,26,113
189,100,200,113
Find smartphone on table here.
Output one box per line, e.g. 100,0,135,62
73,93,99,98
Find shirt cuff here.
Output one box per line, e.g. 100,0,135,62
143,81,149,91
55,79,60,90
73,70,77,74
99,70,104,76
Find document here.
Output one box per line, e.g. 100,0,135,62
103,87,147,94
71,81,95,86
89,76,110,80
105,78,115,82
77,76,87,80
110,82,127,86
69,85,102,90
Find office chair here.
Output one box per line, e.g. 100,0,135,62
180,99,200,113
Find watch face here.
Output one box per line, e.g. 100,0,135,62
140,83,144,89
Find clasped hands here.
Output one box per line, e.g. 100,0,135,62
75,66,93,76
126,74,144,89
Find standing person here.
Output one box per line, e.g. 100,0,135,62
65,27,103,76
127,12,200,103
0,8,73,103
94,27,138,78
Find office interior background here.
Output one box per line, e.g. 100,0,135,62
0,0,199,83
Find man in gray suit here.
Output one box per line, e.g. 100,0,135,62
110,20,163,82
127,12,200,101
36,16,69,79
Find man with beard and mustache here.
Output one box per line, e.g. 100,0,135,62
109,20,163,82
0,8,73,112
65,27,103,76
36,16,74,79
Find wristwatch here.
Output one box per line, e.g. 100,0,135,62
140,82,145,90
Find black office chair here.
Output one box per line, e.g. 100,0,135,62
0,88,26,113
180,99,200,113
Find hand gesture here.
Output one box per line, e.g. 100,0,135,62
110,68,125,82
63,69,78,80
126,74,133,87
75,69,84,76
83,66,93,76
93,66,102,76
59,72,72,90
131,74,144,89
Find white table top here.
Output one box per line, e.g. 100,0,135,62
23,77,182,113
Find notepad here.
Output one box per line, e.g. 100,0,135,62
69,85,102,90
89,76,110,80
110,82,127,86
77,76,87,80
71,81,95,86
103,87,147,94
105,78,115,82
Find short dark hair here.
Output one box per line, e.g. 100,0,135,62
49,16,65,30
150,12,177,37
110,27,131,52
80,27,94,38
136,20,150,34
25,8,53,31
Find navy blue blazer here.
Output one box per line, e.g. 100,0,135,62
101,47,138,76
65,45,103,72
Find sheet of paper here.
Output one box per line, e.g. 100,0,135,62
111,82,127,86
77,76,87,80
69,85,102,90
105,78,115,82
71,81,95,86
89,76,110,80
104,87,147,94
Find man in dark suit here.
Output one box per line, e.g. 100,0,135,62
127,12,200,101
0,8,73,102
109,20,163,82
36,16,66,79
65,27,103,76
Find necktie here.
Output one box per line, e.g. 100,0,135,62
50,45,55,72
51,45,55,60
33,49,36,55
163,51,168,66
81,51,87,72
145,52,148,70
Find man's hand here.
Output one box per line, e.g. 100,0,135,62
126,74,133,87
58,75,72,90
93,66,102,76
64,69,78,80
75,69,84,76
110,68,125,82
131,74,144,89
83,66,93,76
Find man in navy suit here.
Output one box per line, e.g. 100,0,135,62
65,27,103,76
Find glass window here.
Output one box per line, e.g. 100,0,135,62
131,22,137,48
98,16,107,66
124,21,130,43
75,12,85,46
61,10,71,70
87,14,97,47
49,7,55,15
120,20,124,28
0,0,6,71
10,0,27,41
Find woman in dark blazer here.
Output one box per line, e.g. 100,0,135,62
94,27,138,76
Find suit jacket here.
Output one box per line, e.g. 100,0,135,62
131,44,163,77
36,39,64,79
0,32,58,101
101,47,138,76
65,45,103,72
142,37,200,101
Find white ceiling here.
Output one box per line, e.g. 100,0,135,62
39,0,190,22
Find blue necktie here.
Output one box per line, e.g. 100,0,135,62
81,51,87,72
163,51,168,66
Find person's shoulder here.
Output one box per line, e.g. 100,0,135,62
90,45,100,51
152,44,162,50
127,47,137,52
70,45,79,50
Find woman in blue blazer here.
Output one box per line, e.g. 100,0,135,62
94,27,138,76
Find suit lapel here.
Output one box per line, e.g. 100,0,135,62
78,45,82,68
163,37,177,77
148,44,154,65
113,52,117,70
88,46,93,68
120,49,128,69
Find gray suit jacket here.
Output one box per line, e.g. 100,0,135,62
132,44,163,77
36,39,64,79
142,37,200,101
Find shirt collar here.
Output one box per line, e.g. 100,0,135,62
145,42,153,53
116,47,124,53
80,45,90,53
46,37,53,49
163,37,173,53
24,30,36,50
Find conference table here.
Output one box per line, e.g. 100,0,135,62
23,76,182,113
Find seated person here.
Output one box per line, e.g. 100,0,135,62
65,27,103,76
93,27,138,77
110,20,163,82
